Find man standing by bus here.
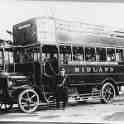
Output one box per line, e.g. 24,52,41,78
56,68,68,109
45,54,68,109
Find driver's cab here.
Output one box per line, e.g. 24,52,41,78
13,44,59,85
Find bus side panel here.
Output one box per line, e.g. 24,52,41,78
15,63,34,74
62,64,124,86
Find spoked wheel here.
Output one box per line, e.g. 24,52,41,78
0,103,13,112
101,82,116,104
18,89,39,113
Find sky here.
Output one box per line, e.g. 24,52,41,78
1,0,124,40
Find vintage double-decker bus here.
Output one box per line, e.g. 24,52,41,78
12,17,124,112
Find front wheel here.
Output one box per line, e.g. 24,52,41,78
18,89,39,113
101,82,116,104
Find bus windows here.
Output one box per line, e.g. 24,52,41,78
107,48,116,62
116,49,124,62
25,48,34,62
59,45,72,64
14,48,23,63
85,47,96,62
14,46,40,64
96,48,106,62
4,48,14,64
72,46,84,62
0,49,3,65
42,45,58,62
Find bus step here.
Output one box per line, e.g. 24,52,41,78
39,102,48,106
79,92,100,97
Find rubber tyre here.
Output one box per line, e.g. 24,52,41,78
18,89,39,113
101,82,115,104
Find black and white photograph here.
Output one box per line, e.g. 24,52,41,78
1,0,124,123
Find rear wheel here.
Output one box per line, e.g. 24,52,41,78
101,82,115,103
18,89,39,113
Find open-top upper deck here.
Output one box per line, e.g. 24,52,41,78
13,16,124,48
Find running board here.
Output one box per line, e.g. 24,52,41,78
68,90,101,101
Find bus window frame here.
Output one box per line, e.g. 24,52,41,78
106,47,116,62
14,44,41,64
95,47,107,62
85,47,96,62
59,45,72,65
115,48,124,62
0,48,4,68
72,45,84,62
4,47,14,64
42,44,59,65
14,43,124,67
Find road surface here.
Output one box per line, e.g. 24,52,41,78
1,94,124,123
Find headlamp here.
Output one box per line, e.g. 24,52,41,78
7,79,13,88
